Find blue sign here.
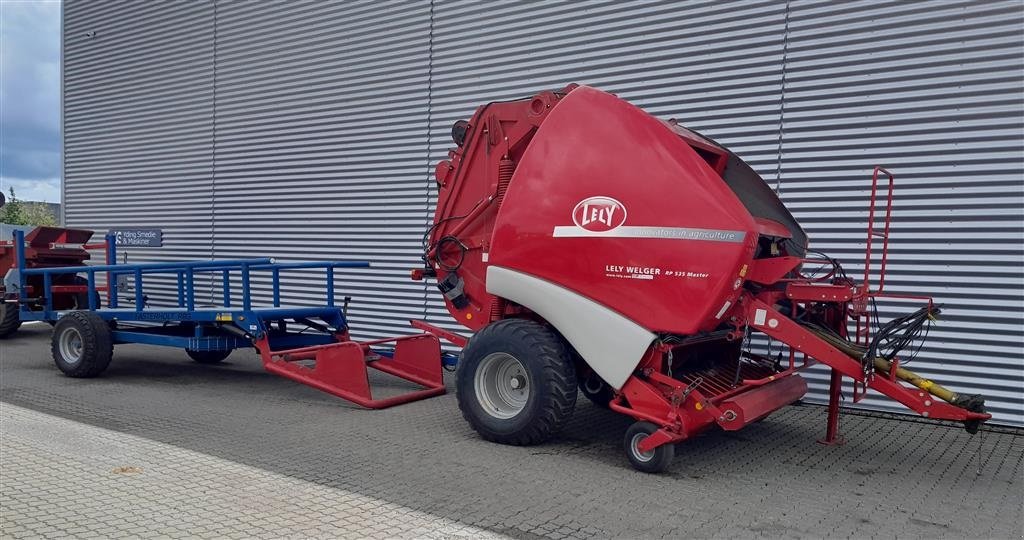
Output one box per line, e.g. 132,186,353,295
112,228,162,247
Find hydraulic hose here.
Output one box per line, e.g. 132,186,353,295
872,357,955,403
804,323,981,412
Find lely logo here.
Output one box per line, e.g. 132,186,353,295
572,196,627,232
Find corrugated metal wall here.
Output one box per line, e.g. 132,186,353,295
777,0,1024,425
424,0,792,340
209,0,432,337
63,1,216,302
63,1,214,262
63,0,1023,425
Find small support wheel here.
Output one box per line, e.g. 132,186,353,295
51,311,113,378
624,421,674,473
186,349,232,364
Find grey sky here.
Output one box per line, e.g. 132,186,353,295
1,0,61,203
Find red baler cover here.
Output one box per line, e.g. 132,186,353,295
431,85,800,335
492,87,756,334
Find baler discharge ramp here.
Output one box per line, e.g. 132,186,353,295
258,333,446,409
421,84,992,472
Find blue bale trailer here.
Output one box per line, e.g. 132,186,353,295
2,229,455,408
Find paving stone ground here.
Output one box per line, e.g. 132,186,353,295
0,403,503,540
1,322,1022,539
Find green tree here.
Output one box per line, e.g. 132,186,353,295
0,187,25,224
0,187,58,226
22,201,58,226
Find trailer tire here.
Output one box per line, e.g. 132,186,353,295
0,302,21,338
52,311,113,378
624,421,674,473
457,319,577,446
186,349,231,364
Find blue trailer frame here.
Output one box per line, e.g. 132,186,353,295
5,229,458,409
10,229,371,353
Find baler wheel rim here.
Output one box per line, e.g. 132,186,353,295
629,432,656,463
624,421,675,473
455,318,577,446
474,352,529,419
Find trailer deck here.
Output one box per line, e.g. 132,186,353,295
1,229,449,408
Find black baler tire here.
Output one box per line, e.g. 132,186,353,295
0,302,21,338
578,371,615,408
51,311,113,378
186,349,232,364
624,421,675,474
456,319,577,446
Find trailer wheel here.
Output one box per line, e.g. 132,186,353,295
51,311,113,378
186,349,231,364
624,421,674,473
0,302,21,338
457,319,577,446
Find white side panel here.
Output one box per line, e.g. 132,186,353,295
486,266,655,390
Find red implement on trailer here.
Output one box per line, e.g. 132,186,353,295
0,227,109,337
417,84,989,472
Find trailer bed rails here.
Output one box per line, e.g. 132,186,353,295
2,229,447,408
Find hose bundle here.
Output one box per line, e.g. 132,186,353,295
802,314,986,433
865,304,939,366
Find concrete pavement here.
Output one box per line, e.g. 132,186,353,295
1,322,1021,538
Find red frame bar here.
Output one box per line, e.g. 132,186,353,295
819,369,845,445
742,295,989,423
409,318,469,347
49,285,109,293
864,166,895,294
